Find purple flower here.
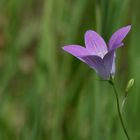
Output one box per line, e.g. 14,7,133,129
63,25,131,79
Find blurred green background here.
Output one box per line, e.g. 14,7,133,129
0,0,140,139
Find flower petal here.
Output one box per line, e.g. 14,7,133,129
103,50,115,77
111,53,116,76
63,45,89,57
80,55,109,79
108,25,131,51
85,30,107,58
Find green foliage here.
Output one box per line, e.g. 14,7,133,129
0,0,139,139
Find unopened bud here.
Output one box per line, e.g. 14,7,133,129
125,79,135,93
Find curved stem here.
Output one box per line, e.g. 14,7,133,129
121,96,127,112
109,79,130,140
121,91,128,112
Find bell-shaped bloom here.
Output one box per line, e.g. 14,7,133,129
62,25,131,79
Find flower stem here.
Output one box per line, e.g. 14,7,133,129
109,79,130,140
121,92,128,112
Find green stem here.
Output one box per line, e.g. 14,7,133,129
109,79,130,140
121,92,128,112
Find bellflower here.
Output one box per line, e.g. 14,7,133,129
63,25,131,79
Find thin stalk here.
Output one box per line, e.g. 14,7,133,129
121,91,128,112
109,79,130,140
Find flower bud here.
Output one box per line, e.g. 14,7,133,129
125,79,135,93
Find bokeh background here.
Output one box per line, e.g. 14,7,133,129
0,0,140,139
